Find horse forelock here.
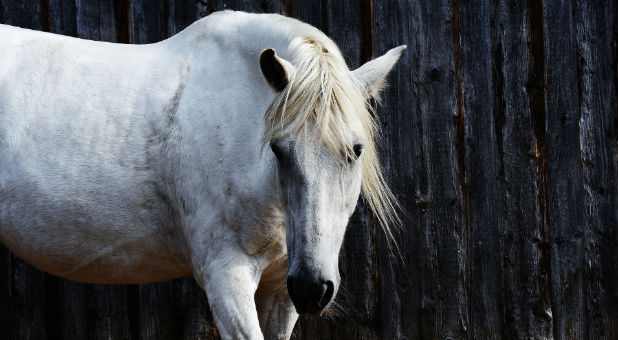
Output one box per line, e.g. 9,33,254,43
261,34,401,243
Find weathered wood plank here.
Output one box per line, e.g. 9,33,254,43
167,0,199,36
0,0,44,30
292,0,323,33
83,285,133,339
129,0,167,43
9,259,48,340
418,1,468,338
370,1,470,339
206,0,282,14
49,0,78,37
543,0,586,339
0,246,10,337
490,0,554,338
47,280,91,340
459,1,504,338
574,1,618,339
322,0,362,68
177,278,219,340
75,0,116,41
139,281,180,339
372,1,422,339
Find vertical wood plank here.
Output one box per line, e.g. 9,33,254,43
0,0,44,29
139,282,179,339
0,246,10,337
10,260,48,340
129,0,166,43
543,0,586,339
86,285,134,340
376,1,469,339
421,0,469,338
574,1,618,339
491,0,554,338
75,0,116,41
177,277,219,340
292,0,324,32
372,1,421,339
459,1,504,337
49,0,78,36
49,280,91,340
418,1,468,338
206,0,282,14
167,0,199,36
321,0,361,68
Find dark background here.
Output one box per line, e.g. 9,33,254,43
1,0,617,339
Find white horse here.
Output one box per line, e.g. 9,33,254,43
0,10,404,340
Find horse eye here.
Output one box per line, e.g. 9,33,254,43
347,144,364,163
270,141,285,160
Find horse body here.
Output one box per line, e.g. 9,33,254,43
0,12,280,283
0,11,404,339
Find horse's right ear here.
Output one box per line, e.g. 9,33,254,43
260,49,295,92
353,45,406,99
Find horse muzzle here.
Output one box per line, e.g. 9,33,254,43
286,266,336,315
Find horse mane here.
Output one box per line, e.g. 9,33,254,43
261,33,401,241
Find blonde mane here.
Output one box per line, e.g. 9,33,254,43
262,35,401,240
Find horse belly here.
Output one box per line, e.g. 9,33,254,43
0,117,192,283
0,178,192,283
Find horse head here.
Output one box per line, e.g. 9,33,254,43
259,41,405,315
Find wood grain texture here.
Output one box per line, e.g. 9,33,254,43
1,0,617,339
0,0,43,30
416,1,468,338
491,1,553,338
49,0,77,36
206,0,282,14
574,1,618,339
459,1,502,338
372,1,420,338
544,1,586,339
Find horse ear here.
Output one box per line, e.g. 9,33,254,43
353,45,406,98
260,48,295,92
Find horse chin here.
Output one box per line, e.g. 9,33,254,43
293,303,329,316
295,297,333,316
296,305,330,317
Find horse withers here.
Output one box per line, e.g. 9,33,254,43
0,11,404,340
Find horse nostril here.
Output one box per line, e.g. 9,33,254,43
286,270,336,314
318,280,335,310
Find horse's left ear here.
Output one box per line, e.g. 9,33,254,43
353,45,406,98
260,48,296,92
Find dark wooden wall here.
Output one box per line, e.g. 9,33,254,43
1,1,617,339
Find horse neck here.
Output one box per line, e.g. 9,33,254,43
165,13,290,210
